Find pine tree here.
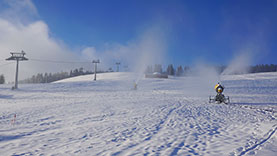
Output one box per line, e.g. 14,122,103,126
184,66,190,76
167,64,175,75
44,73,48,83
70,70,73,77
79,67,84,75
0,74,5,84
176,66,184,76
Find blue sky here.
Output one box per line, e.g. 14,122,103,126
30,0,277,65
0,0,276,81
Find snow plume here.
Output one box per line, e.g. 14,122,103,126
133,26,167,83
80,25,167,84
222,50,252,75
183,62,220,96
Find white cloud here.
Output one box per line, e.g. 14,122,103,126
0,18,83,82
0,0,82,82
0,0,38,24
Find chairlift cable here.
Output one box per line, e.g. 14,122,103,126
0,62,14,68
28,58,91,64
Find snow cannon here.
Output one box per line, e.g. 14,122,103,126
209,83,230,104
133,83,137,90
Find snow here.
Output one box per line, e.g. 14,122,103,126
0,72,276,155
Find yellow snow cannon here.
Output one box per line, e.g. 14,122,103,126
209,83,230,104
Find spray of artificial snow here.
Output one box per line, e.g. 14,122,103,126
182,63,221,97
132,26,167,85
222,51,252,75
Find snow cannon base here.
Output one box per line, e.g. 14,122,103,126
209,95,230,104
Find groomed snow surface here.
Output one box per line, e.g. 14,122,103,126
0,72,276,156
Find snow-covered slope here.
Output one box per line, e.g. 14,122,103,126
222,72,277,81
0,72,276,155
54,72,137,83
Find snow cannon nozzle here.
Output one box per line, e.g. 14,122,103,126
214,83,224,94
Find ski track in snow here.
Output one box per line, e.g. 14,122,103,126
0,72,276,156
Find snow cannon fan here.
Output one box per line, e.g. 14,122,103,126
209,83,230,104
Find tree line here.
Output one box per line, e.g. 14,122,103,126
146,64,277,76
145,64,191,76
249,64,277,73
20,68,94,84
0,64,277,84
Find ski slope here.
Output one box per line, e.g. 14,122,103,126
0,72,276,156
